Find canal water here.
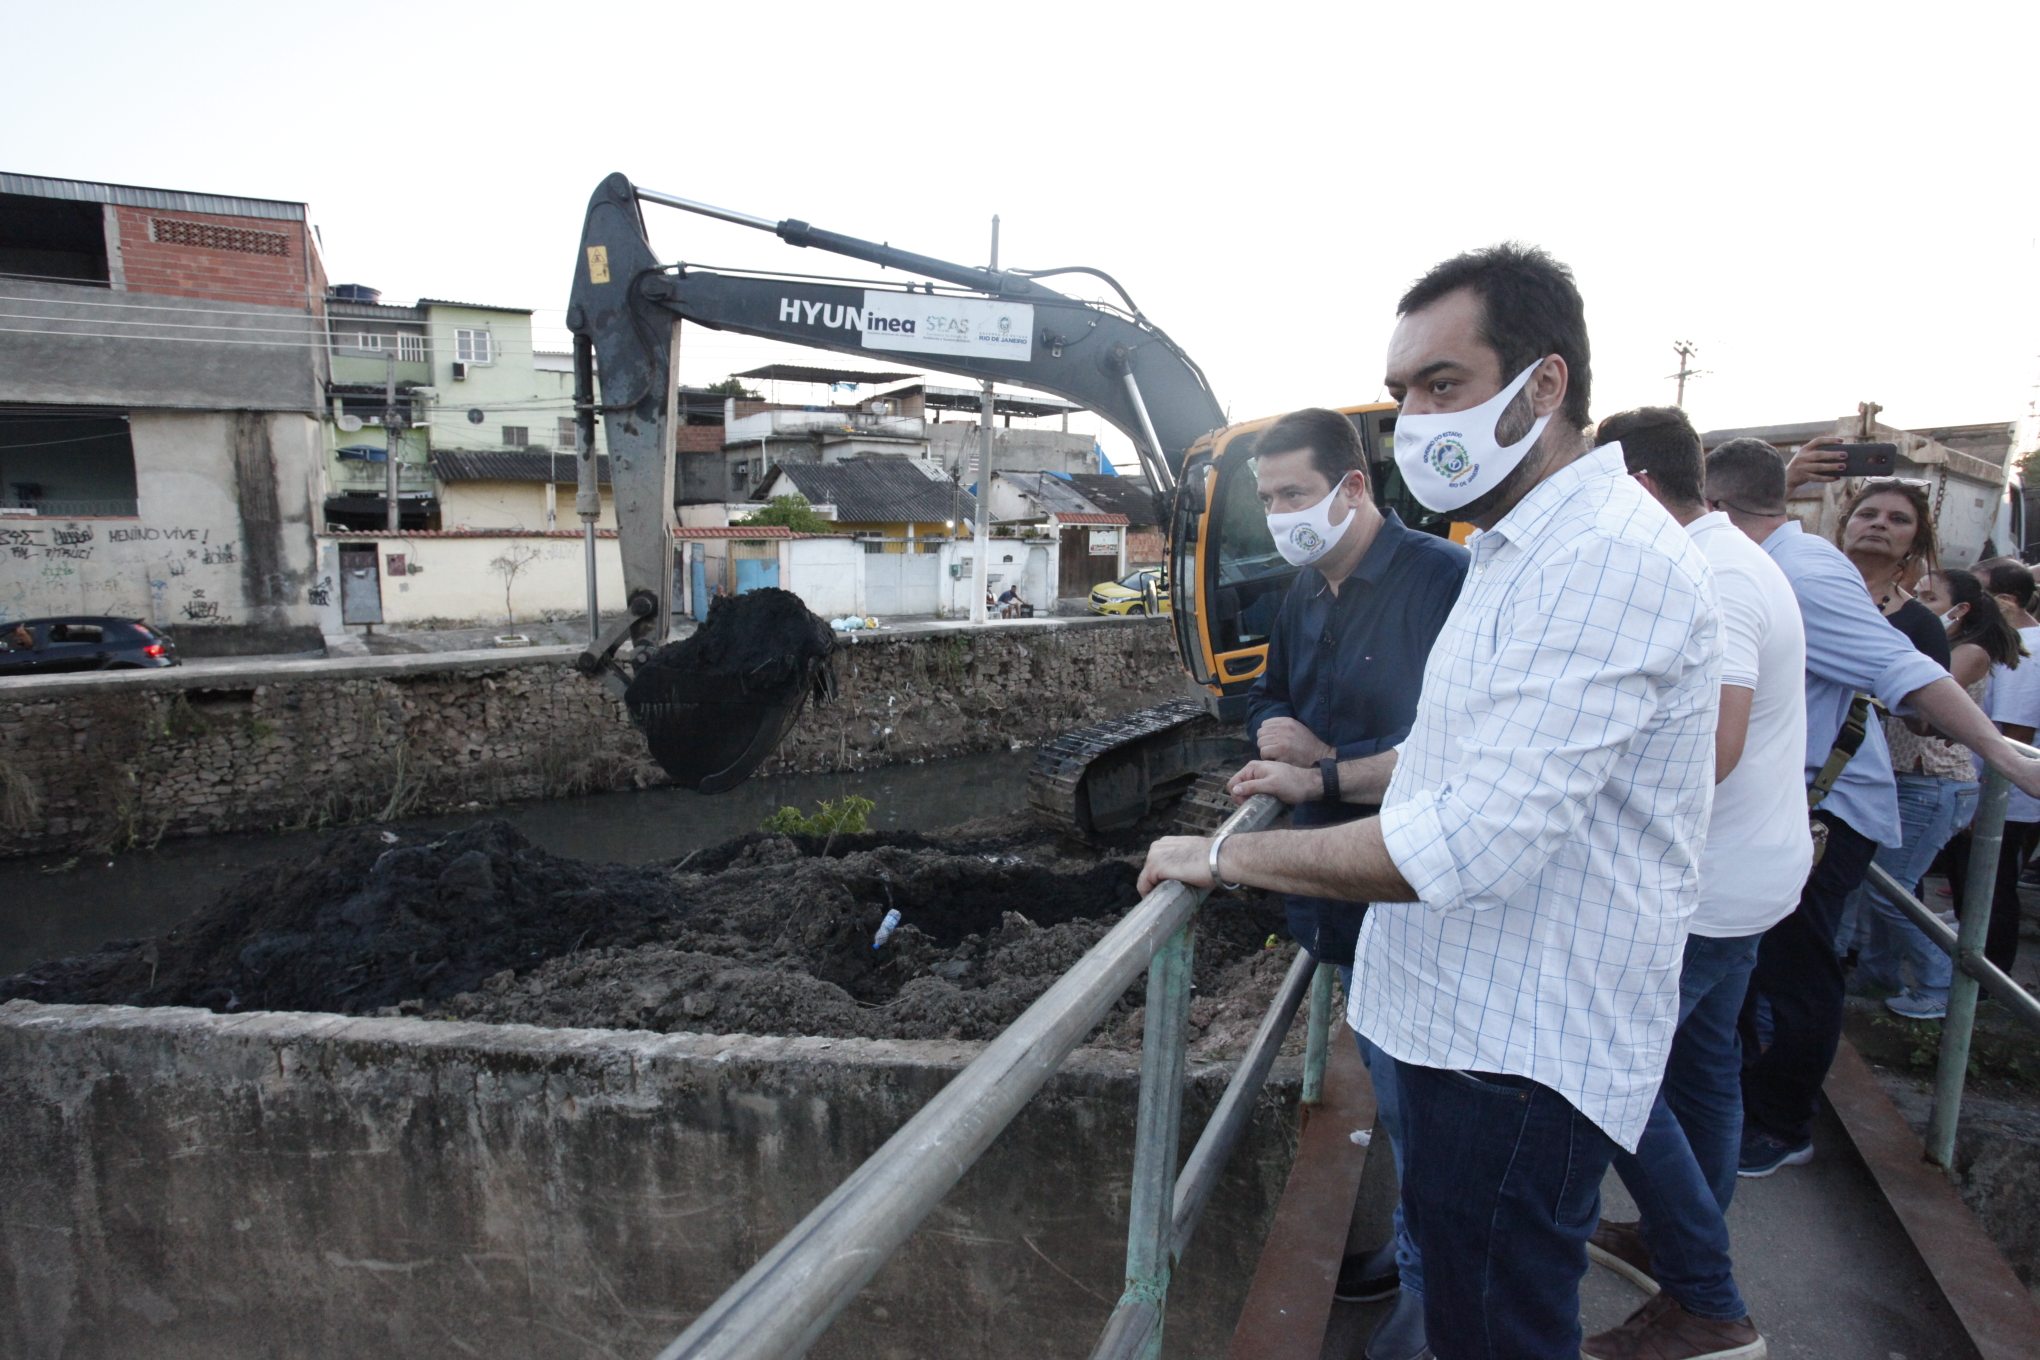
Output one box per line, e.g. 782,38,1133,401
0,750,1035,979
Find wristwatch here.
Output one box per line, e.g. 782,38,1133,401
1318,756,1341,803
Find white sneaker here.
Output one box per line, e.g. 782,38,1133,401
1886,989,1948,1021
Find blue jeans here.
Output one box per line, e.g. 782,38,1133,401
1610,931,1760,1321
1396,1060,1613,1359
1858,774,1974,1003
1342,966,1423,1298
1357,1030,1423,1298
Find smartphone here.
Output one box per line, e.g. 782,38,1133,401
1833,442,1899,478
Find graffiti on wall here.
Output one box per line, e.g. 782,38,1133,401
1,519,245,626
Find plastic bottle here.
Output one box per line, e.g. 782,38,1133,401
872,908,902,949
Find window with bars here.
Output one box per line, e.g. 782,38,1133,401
503,426,529,447
342,331,382,352
455,329,494,365
556,417,577,448
397,334,427,363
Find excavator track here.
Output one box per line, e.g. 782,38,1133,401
1027,699,1248,840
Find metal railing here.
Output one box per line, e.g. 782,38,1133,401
655,793,1333,1360
1860,748,2040,1169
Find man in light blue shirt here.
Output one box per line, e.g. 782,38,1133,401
1701,439,2040,1176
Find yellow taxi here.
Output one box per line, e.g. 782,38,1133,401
1089,567,1171,616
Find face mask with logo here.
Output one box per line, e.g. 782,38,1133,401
1265,477,1356,568
1392,358,1553,513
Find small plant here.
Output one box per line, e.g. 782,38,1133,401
762,795,874,840
488,546,544,624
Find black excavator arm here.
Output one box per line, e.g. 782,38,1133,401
564,172,1226,671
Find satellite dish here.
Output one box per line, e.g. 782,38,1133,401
467,408,486,425
336,414,364,432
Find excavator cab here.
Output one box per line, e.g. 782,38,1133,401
1170,402,1462,701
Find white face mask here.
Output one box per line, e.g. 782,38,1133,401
1392,358,1553,513
1265,477,1356,568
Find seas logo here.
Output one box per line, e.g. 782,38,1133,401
1423,432,1478,488
1287,523,1325,556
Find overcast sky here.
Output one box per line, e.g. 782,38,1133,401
7,2,2035,467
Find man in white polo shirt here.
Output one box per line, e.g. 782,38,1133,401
1580,405,1810,1359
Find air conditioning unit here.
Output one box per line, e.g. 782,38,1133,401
451,361,469,381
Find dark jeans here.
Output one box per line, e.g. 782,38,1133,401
1740,810,1879,1145
1611,931,1760,1320
1943,818,2038,975
1397,1060,1614,1359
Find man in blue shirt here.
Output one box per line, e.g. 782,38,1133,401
1241,406,1467,1360
1703,439,2040,1176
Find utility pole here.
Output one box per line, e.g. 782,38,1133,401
381,348,405,532
1670,340,1701,408
971,215,999,626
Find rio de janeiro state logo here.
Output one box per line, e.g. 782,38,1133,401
1424,432,1478,489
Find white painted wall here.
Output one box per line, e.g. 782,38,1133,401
2,412,322,641
313,532,625,628
784,538,864,617
440,481,618,531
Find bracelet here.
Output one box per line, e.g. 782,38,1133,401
1208,827,1244,892
1318,756,1341,803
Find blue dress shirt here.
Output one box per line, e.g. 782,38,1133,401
1761,521,1949,848
1246,510,1469,964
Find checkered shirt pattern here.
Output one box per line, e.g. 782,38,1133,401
1350,444,1723,1151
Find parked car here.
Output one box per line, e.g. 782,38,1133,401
1089,568,1172,616
0,617,180,677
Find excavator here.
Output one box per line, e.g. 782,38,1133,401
565,173,1446,833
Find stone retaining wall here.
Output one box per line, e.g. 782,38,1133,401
0,1000,1297,1360
0,618,1186,857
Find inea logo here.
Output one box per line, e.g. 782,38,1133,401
1289,524,1324,555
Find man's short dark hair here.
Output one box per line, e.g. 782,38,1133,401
1600,406,1703,506
1977,557,2037,612
1256,407,1367,490
1703,438,1788,514
1397,243,1592,431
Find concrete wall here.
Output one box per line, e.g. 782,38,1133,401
0,1001,1297,1360
786,536,864,617
310,531,626,629
0,278,322,412
438,481,619,531
929,424,1098,478
0,617,1185,857
2,412,325,655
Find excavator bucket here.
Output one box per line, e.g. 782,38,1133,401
624,589,838,794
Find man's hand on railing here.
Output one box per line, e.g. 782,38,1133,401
1255,717,1333,766
2000,745,2040,801
1138,836,1215,897
1227,759,1316,806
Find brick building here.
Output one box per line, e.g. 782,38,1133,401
0,172,330,653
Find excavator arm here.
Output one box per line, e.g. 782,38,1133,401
564,172,1225,674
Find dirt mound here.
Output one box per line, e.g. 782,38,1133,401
625,587,838,792
2,820,1292,1052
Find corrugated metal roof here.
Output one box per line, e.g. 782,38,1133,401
328,300,424,322
735,363,919,386
0,171,306,221
432,449,611,484
416,297,534,315
762,458,977,525
1063,472,1160,524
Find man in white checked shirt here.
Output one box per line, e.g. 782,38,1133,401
1141,246,1723,1360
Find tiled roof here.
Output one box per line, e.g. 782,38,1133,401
432,449,611,485
1052,512,1129,526
999,470,1161,525
761,457,977,525
673,525,798,540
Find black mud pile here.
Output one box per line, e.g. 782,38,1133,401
2,821,1291,1053
625,587,838,792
